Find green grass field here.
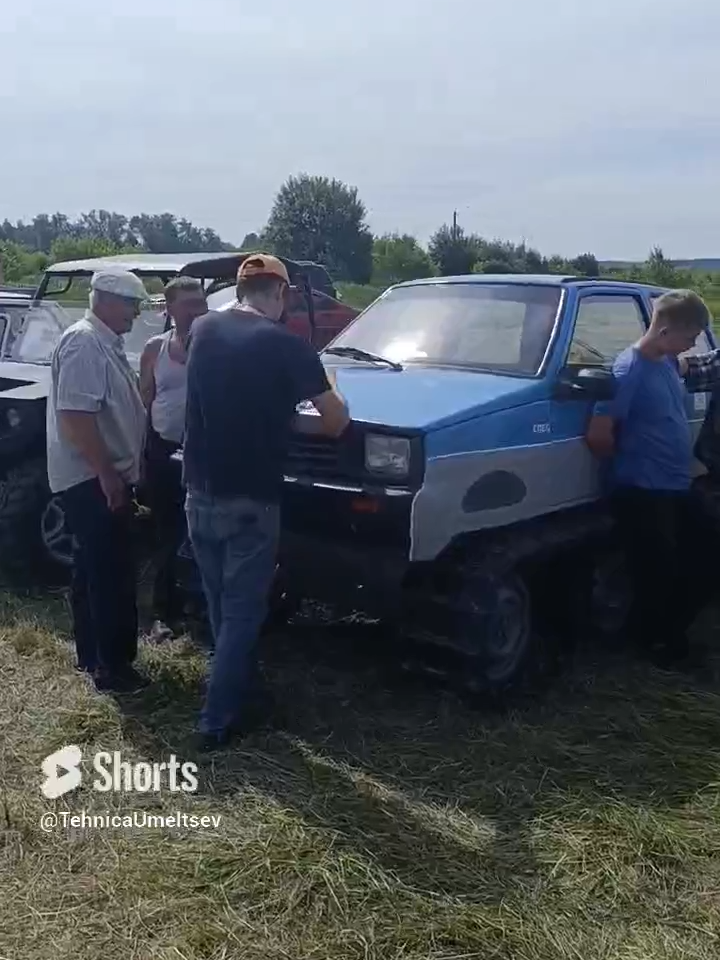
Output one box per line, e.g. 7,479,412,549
2,588,720,960
337,282,386,311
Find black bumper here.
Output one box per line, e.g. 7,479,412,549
277,478,413,616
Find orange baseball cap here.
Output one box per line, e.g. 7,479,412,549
237,253,290,285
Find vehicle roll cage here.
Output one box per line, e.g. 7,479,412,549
35,252,318,344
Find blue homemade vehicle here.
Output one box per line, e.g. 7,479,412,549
268,274,716,692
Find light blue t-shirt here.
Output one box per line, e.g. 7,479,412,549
594,346,692,491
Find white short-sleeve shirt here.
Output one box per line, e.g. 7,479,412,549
46,312,147,494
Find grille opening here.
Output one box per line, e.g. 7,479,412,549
286,433,344,479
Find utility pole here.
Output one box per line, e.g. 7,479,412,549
452,210,458,240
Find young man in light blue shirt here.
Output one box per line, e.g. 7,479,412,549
586,289,716,669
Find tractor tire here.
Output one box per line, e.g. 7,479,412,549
0,458,72,581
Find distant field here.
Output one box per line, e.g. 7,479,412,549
337,282,385,311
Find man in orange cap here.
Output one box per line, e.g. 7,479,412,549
183,253,350,749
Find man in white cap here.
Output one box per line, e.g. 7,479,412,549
46,268,150,693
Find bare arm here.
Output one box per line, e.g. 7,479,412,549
294,388,350,437
57,411,116,477
54,335,127,509
289,354,350,438
584,361,640,461
139,337,163,410
294,369,350,437
585,414,616,459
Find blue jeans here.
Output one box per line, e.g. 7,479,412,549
185,489,280,734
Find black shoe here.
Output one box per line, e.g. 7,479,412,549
94,666,149,694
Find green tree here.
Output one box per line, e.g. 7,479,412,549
240,232,261,250
547,254,570,274
0,241,48,284
518,246,547,273
474,259,515,274
372,233,434,285
262,174,374,283
49,237,128,264
571,253,600,277
0,211,233,254
644,246,679,286
78,210,136,246
428,224,479,276
128,213,227,253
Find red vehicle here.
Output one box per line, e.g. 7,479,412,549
207,282,359,349
35,252,359,362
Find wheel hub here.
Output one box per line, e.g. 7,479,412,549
41,496,75,567
464,572,532,683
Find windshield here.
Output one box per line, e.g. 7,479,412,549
327,282,563,375
1,302,69,364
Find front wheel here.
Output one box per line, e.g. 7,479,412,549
0,459,73,580
40,494,76,569
454,566,549,696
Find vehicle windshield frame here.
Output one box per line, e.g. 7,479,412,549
34,272,171,366
0,299,70,365
324,280,567,379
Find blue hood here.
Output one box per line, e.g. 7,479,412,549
325,363,543,431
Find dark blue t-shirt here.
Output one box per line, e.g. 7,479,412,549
183,309,331,502
594,346,692,491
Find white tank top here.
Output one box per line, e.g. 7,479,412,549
150,332,187,444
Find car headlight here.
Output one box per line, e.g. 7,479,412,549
365,434,411,477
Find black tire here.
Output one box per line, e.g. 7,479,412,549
568,545,632,643
0,458,74,580
453,564,553,698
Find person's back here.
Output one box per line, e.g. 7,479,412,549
181,254,350,750
183,308,327,502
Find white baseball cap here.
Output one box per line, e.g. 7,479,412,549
90,268,149,301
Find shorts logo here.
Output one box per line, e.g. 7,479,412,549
41,745,83,798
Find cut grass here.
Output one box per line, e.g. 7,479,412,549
1,590,720,959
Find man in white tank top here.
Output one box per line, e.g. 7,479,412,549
139,276,208,636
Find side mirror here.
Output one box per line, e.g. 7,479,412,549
554,365,616,401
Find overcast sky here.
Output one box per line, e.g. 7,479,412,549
3,0,717,259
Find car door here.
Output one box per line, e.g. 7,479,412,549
283,288,312,341
548,289,649,506
311,291,358,348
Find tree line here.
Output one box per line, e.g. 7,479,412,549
0,174,713,297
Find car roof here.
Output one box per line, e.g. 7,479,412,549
43,251,305,281
295,261,332,272
394,274,669,295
